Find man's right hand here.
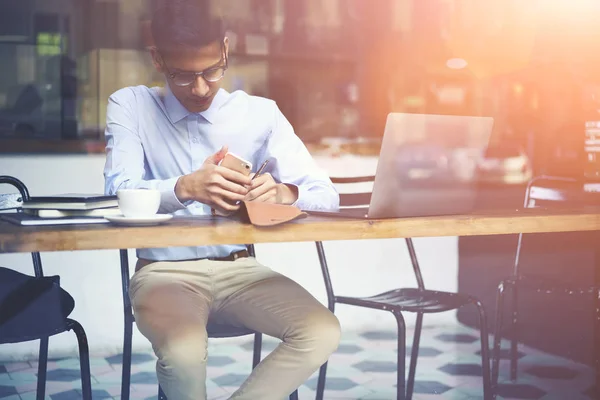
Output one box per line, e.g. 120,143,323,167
175,146,252,213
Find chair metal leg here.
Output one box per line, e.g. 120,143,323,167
393,311,407,400
120,249,133,400
315,361,328,400
595,286,600,399
492,280,509,393
594,235,600,399
473,301,493,400
36,337,49,400
252,332,263,369
406,313,423,400
509,280,519,381
68,319,93,400
121,311,133,400
158,384,167,400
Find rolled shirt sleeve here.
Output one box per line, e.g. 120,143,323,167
262,103,340,211
103,89,188,214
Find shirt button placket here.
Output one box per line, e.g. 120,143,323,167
188,115,205,260
189,115,203,171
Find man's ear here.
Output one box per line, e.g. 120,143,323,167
150,47,164,74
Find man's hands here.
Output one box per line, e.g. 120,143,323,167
245,173,298,205
175,146,299,213
175,146,252,213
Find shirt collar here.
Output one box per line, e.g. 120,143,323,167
199,89,229,124
163,84,230,125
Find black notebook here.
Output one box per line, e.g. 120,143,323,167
23,194,118,210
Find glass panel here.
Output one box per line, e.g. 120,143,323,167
0,42,62,139
0,0,597,181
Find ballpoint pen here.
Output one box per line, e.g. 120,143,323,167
252,159,270,180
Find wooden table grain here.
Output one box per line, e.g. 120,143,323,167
1,207,600,254
2,207,600,395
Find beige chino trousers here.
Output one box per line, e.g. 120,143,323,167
129,256,341,400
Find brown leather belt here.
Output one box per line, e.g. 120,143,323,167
136,249,250,272
208,249,249,262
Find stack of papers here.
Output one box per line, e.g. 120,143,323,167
1,194,120,226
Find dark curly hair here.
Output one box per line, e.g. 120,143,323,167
151,0,226,51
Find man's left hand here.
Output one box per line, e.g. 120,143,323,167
245,173,298,205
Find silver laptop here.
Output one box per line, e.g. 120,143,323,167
308,113,494,219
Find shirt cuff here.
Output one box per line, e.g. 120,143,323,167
284,183,300,207
293,184,340,211
158,176,189,213
292,184,308,209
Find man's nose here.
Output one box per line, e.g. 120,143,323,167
191,76,210,97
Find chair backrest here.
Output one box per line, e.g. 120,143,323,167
331,176,375,208
0,176,29,208
524,175,585,209
316,176,425,309
512,175,598,276
0,176,44,277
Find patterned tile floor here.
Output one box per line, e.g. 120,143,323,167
0,325,595,400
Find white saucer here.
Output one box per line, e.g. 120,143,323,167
105,214,173,226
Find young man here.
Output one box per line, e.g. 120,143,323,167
103,2,340,400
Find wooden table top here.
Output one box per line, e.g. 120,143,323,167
1,207,600,254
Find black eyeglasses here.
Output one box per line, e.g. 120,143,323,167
159,51,228,87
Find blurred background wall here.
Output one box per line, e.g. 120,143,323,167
1,0,600,362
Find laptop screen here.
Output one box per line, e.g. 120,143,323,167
368,113,494,218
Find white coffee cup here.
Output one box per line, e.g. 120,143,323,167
117,189,161,218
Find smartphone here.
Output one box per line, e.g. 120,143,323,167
220,152,253,176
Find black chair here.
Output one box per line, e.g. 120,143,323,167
0,175,92,400
491,175,600,392
118,245,299,400
314,176,493,400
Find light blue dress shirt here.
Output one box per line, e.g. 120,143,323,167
104,85,339,261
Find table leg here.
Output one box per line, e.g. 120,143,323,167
120,250,132,400
595,231,600,398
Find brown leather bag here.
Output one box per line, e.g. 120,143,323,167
238,201,307,227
